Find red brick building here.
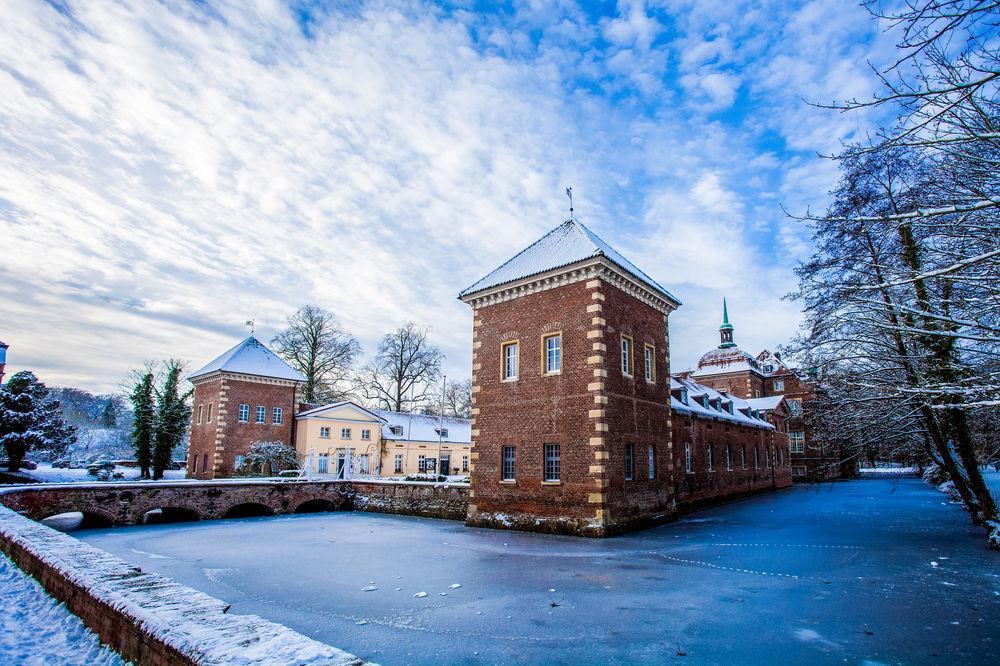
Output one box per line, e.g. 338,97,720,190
187,336,304,479
459,220,792,536
686,302,856,482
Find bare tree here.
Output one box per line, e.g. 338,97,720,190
271,305,361,404
354,323,443,412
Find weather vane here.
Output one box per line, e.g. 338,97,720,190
566,187,574,219
245,317,255,335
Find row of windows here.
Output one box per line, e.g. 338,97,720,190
682,442,786,473
499,444,656,482
411,454,470,474
195,403,283,425
319,426,372,440
500,334,657,382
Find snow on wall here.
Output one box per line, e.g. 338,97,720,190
0,505,367,665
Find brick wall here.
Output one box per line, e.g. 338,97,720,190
467,277,676,536
188,377,223,479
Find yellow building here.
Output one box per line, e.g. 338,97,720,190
294,401,472,477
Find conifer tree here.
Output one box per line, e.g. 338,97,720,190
0,371,76,472
99,397,117,428
129,371,155,479
152,360,190,479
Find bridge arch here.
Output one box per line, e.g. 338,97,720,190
138,506,202,525
222,502,275,519
39,507,116,531
294,498,341,514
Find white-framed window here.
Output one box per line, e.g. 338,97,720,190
685,443,693,473
256,406,265,423
543,333,561,374
792,465,807,478
272,407,283,424
543,443,560,482
238,404,249,422
621,335,633,376
197,405,203,424
390,425,403,436
361,429,371,440
773,379,785,392
394,454,403,473
462,455,469,472
725,446,732,470
502,341,519,380
318,454,329,474
754,445,760,468
789,431,805,453
787,398,803,416
320,427,331,438
763,364,774,373
647,445,655,480
234,454,245,470
644,344,655,382
502,446,516,481
207,403,213,422
341,427,351,439
707,445,715,471
740,446,746,468
435,427,449,439
624,443,634,481
418,454,426,472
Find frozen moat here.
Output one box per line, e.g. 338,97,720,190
78,478,999,664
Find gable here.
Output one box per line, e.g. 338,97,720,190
297,402,383,423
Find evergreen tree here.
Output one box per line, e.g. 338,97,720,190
129,371,155,479
99,397,117,428
0,371,76,471
152,360,190,479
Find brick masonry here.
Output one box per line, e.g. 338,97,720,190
466,276,676,536
188,374,299,479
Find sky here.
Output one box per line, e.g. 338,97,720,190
0,0,898,394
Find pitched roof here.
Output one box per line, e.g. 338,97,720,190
188,336,305,382
295,401,385,421
373,409,472,444
459,219,681,305
746,395,784,411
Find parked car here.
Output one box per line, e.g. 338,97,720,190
20,460,37,470
52,458,70,468
86,461,116,476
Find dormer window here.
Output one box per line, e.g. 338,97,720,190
390,425,403,436
680,388,688,405
435,427,449,439
763,364,774,373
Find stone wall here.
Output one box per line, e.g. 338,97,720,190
0,505,364,665
348,481,469,521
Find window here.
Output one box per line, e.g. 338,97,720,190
543,443,560,482
341,427,351,439
679,388,688,405
621,336,633,376
707,445,714,471
789,431,805,453
787,398,803,417
272,407,283,424
754,445,760,468
740,446,746,468
235,454,245,470
238,404,249,422
462,455,469,472
256,406,266,423
197,405,203,424
394,454,403,473
418,454,426,472
391,425,403,436
773,379,785,392
502,446,516,481
320,427,331,438
763,364,774,373
648,445,655,480
685,443,693,473
725,446,732,470
201,454,208,473
435,427,449,439
502,341,519,380
624,444,634,481
644,344,655,382
543,333,561,374
207,403,213,422
361,428,371,440
792,465,807,478
318,454,329,474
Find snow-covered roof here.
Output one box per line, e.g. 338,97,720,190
373,409,472,444
459,219,681,305
670,376,773,430
296,401,385,421
188,336,305,383
693,345,762,377
746,395,784,411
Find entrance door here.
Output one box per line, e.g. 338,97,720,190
336,453,346,478
440,456,450,476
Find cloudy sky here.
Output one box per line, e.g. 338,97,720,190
1,0,896,394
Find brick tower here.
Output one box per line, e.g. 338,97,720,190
187,336,304,479
459,219,681,536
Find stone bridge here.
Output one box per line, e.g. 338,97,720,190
0,479,470,528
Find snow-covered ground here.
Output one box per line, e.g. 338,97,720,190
858,466,919,475
14,463,187,484
0,555,124,665
985,468,1000,504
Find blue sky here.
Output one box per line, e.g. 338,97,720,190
0,0,895,393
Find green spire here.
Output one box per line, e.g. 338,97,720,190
719,298,735,348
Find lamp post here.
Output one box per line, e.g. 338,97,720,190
436,374,446,480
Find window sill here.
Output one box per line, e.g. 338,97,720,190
500,479,516,485
543,371,562,377
541,481,561,486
